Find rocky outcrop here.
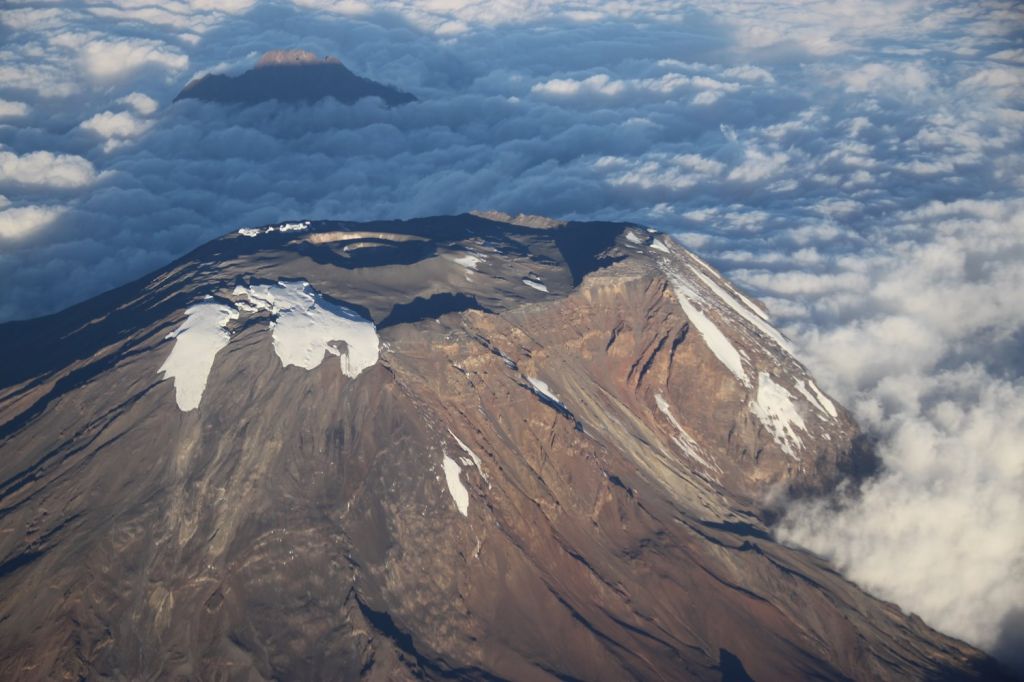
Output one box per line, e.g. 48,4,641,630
0,214,1007,680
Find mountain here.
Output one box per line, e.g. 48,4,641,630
174,49,416,107
0,213,1007,680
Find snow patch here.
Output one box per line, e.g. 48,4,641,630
666,273,749,387
307,230,425,245
625,230,645,245
442,454,470,516
527,376,564,407
651,238,671,253
159,302,238,411
448,428,488,482
688,252,770,322
655,394,717,470
522,277,549,293
276,221,311,233
685,262,793,354
807,379,838,419
453,253,482,269
496,349,517,368
237,220,310,238
750,372,807,458
794,378,839,419
233,280,379,377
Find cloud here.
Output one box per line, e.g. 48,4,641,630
727,147,790,182
843,62,931,94
118,92,159,115
0,151,98,188
530,68,743,103
0,7,74,32
692,90,722,105
532,73,628,97
598,152,726,190
959,66,1024,98
531,72,703,98
0,100,31,118
989,48,1024,64
80,111,152,139
748,196,1024,657
78,38,190,80
292,0,687,34
780,371,1024,656
0,204,66,239
86,0,257,33
79,111,154,151
722,65,774,83
0,61,80,98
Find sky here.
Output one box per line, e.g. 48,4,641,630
1,0,1022,668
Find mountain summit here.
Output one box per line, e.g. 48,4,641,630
174,50,416,107
0,214,1005,680
255,49,343,67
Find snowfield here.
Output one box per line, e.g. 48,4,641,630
159,280,379,411
527,376,565,408
665,271,749,387
750,371,807,459
522,278,549,293
442,454,470,516
237,221,310,238
233,280,379,377
158,302,238,411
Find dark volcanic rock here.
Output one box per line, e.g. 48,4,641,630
174,49,415,107
0,214,1010,680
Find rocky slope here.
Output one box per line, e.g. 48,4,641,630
175,49,415,107
0,213,1007,680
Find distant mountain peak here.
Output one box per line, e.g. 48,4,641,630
470,210,566,228
174,50,415,107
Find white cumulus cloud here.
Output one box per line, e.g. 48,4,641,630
0,150,98,188
0,100,31,118
0,204,66,239
118,92,159,115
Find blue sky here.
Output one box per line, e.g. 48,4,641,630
1,0,1022,666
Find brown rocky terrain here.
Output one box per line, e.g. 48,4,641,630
256,49,343,67
0,213,1008,680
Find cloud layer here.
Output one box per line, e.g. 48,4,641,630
0,0,1022,667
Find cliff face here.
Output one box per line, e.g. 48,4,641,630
0,214,1002,680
